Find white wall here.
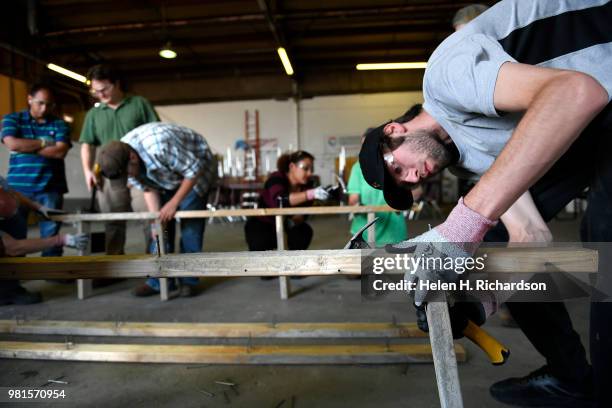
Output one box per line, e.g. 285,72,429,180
0,90,423,199
156,99,298,157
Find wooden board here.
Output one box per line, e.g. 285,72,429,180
480,247,598,274
51,205,397,222
0,341,466,365
0,320,426,338
0,250,358,279
0,247,598,280
427,301,463,408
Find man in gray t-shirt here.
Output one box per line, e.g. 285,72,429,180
360,1,611,407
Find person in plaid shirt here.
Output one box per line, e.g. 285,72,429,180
97,122,216,297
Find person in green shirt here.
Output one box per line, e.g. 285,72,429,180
79,64,159,255
347,106,423,246
347,161,407,246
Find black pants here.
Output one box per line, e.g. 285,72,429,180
244,217,313,251
484,104,612,404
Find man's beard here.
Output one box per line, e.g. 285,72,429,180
404,130,453,172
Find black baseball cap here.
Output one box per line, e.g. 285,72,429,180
359,123,414,210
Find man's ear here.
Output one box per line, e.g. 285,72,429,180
129,150,138,163
384,122,405,136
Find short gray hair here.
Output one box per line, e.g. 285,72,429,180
452,4,489,28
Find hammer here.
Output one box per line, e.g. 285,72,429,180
344,217,380,249
346,218,510,365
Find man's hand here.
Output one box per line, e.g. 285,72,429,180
36,205,66,220
389,231,473,306
501,191,552,243
62,233,89,250
415,300,487,339
386,197,496,305
83,169,98,192
158,200,179,224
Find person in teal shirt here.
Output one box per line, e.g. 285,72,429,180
347,107,422,246
347,161,407,246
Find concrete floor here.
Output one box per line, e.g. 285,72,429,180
0,214,590,408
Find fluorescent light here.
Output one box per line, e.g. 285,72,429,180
277,47,294,76
356,62,428,70
159,48,177,59
46,63,87,83
159,42,177,59
62,114,74,123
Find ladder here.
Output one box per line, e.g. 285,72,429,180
244,110,260,180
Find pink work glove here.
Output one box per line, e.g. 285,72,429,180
386,197,497,306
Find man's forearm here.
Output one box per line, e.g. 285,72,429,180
169,178,197,207
143,190,161,212
38,143,70,160
1,234,63,257
12,191,41,212
500,191,551,243
3,136,46,153
465,73,608,220
80,143,95,172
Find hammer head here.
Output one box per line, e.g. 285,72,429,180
344,217,379,249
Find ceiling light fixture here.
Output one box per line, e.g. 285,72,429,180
277,47,294,76
356,62,428,70
159,42,177,59
46,63,87,83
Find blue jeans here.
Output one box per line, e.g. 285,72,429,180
146,189,207,290
18,191,63,257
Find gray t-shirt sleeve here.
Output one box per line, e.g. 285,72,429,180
424,33,515,119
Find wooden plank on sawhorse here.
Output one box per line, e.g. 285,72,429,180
50,205,395,301
0,247,598,279
0,320,428,338
0,341,466,365
50,205,398,223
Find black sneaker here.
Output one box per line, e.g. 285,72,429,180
490,366,593,407
0,286,43,305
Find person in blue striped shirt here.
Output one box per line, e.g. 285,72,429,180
1,83,71,257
